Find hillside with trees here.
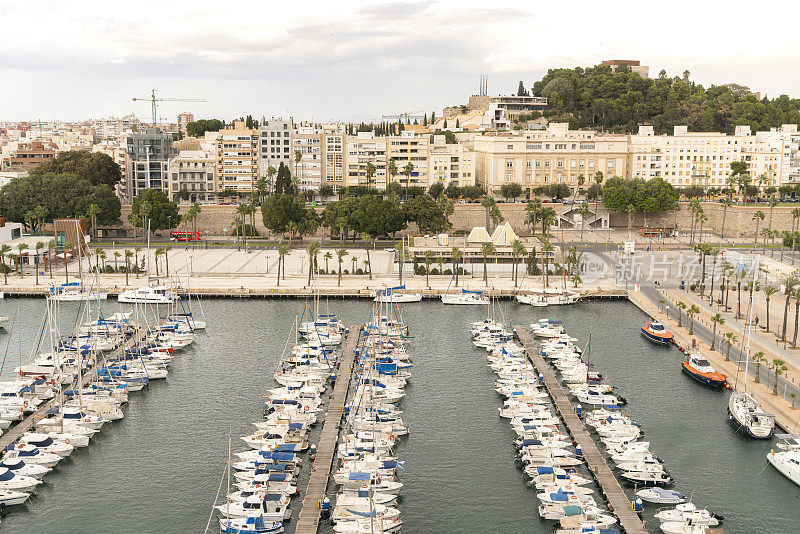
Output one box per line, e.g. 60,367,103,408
526,65,800,134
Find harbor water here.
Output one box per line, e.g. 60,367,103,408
0,297,797,533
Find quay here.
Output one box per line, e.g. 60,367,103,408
515,327,648,534
295,326,361,534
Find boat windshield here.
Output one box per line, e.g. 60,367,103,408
694,358,710,366
650,323,665,331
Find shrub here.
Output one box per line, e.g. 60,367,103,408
356,268,364,275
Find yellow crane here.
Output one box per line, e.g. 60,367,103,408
132,89,206,127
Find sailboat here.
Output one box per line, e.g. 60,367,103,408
372,285,422,303
728,258,775,439
441,288,489,305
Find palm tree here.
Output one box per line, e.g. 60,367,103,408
792,393,797,410
578,203,590,240
792,208,800,265
16,244,28,277
542,241,554,288
336,249,348,286
388,159,398,188
526,197,542,234
782,276,798,341
792,287,800,348
571,274,581,287
423,250,435,288
480,243,495,285
124,250,133,285
481,195,496,231
540,207,556,237
277,244,290,286
752,210,765,248
687,304,700,335
323,251,332,274
164,245,172,275
306,241,320,285
8,254,18,279
735,270,746,318
0,244,10,285
402,162,414,198
153,247,164,276
451,247,462,287
34,241,44,286
47,241,55,278
365,162,376,190
512,240,526,287
767,197,779,251
113,251,121,275
87,203,99,240
724,332,737,361
710,313,724,351
397,242,408,284
763,285,777,332
134,246,142,278
753,351,765,383
772,358,788,394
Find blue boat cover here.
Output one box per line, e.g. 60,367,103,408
563,505,583,517
348,473,370,480
550,490,569,502
1,460,23,470
0,470,14,481
263,494,283,501
288,422,303,429
268,473,287,481
536,466,555,474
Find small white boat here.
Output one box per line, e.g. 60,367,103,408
767,447,800,486
0,489,30,506
518,289,580,307
373,286,422,303
48,282,108,301
441,289,489,305
638,487,685,504
0,467,41,493
654,503,721,528
118,285,176,304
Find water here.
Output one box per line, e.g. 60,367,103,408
0,297,797,533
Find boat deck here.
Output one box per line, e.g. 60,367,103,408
295,326,361,534
515,326,648,534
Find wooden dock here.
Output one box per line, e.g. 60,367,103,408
515,327,648,534
295,326,361,534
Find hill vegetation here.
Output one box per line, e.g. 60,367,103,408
526,65,800,134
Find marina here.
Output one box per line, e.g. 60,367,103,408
0,298,796,532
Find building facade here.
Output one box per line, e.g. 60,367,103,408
292,126,323,192
259,118,292,191
428,135,475,187
168,145,217,203
387,132,429,189
177,112,194,135
214,122,259,195
123,128,174,201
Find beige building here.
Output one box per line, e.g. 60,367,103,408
427,135,475,188
168,144,217,203
473,123,628,196
292,126,323,192
177,112,194,135
322,128,346,191
387,132,429,189
213,121,259,195
345,132,388,189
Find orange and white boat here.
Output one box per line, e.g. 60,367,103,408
682,353,727,389
641,321,673,345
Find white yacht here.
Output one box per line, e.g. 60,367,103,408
118,284,176,304
517,288,580,307
728,391,774,439
48,282,108,302
373,286,422,303
440,289,489,305
767,435,800,485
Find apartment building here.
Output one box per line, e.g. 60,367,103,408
346,132,388,189
2,140,58,169
292,126,323,192
387,131,429,189
427,135,475,187
214,122,259,194
168,144,216,203
177,112,194,135
93,115,139,140
473,123,628,196
259,118,292,189
124,128,174,201
323,128,345,191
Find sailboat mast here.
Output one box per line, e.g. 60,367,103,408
741,257,761,394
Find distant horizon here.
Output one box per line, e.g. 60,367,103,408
2,0,799,123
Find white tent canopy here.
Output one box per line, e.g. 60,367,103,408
467,226,491,244
491,221,518,246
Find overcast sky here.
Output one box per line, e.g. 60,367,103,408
3,0,800,123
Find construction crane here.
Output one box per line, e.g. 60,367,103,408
132,89,206,127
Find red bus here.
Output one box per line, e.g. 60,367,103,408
170,230,201,242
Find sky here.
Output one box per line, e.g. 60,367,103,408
3,0,800,123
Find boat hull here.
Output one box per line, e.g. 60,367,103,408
640,328,672,345
681,364,725,388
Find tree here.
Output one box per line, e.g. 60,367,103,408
130,189,179,234
307,241,320,285
124,249,133,285
763,285,777,333
262,194,319,238
0,244,10,285
517,80,529,96
402,162,414,197
30,150,122,187
793,287,800,348
402,195,451,234
720,199,732,240
423,250,434,288
710,313,725,351
687,304,700,335
451,247,462,287
365,162,376,190
481,242,495,285
500,183,523,202
512,239,526,287
276,244,289,286
753,351,766,383
724,332,737,361
186,119,223,138
428,182,445,199
782,276,798,341
336,248,348,286
752,210,765,248
772,358,788,394
274,163,293,196
578,203,590,240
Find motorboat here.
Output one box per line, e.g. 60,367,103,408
0,458,51,479
332,515,404,533
654,503,722,528
0,467,41,493
728,391,774,439
373,286,422,303
767,448,800,486
440,289,489,305
48,282,108,301
118,284,176,304
219,515,285,534
215,493,291,521
0,489,31,507
637,487,685,504
681,353,726,389
621,466,672,486
641,321,673,345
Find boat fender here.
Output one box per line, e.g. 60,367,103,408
65,438,70,445
304,406,309,412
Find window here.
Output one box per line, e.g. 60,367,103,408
506,160,513,168
506,172,513,182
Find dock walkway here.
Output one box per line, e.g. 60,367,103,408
515,327,647,534
295,326,361,534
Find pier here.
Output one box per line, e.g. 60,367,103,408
515,327,648,534
295,326,361,534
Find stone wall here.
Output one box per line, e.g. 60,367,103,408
117,201,796,239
